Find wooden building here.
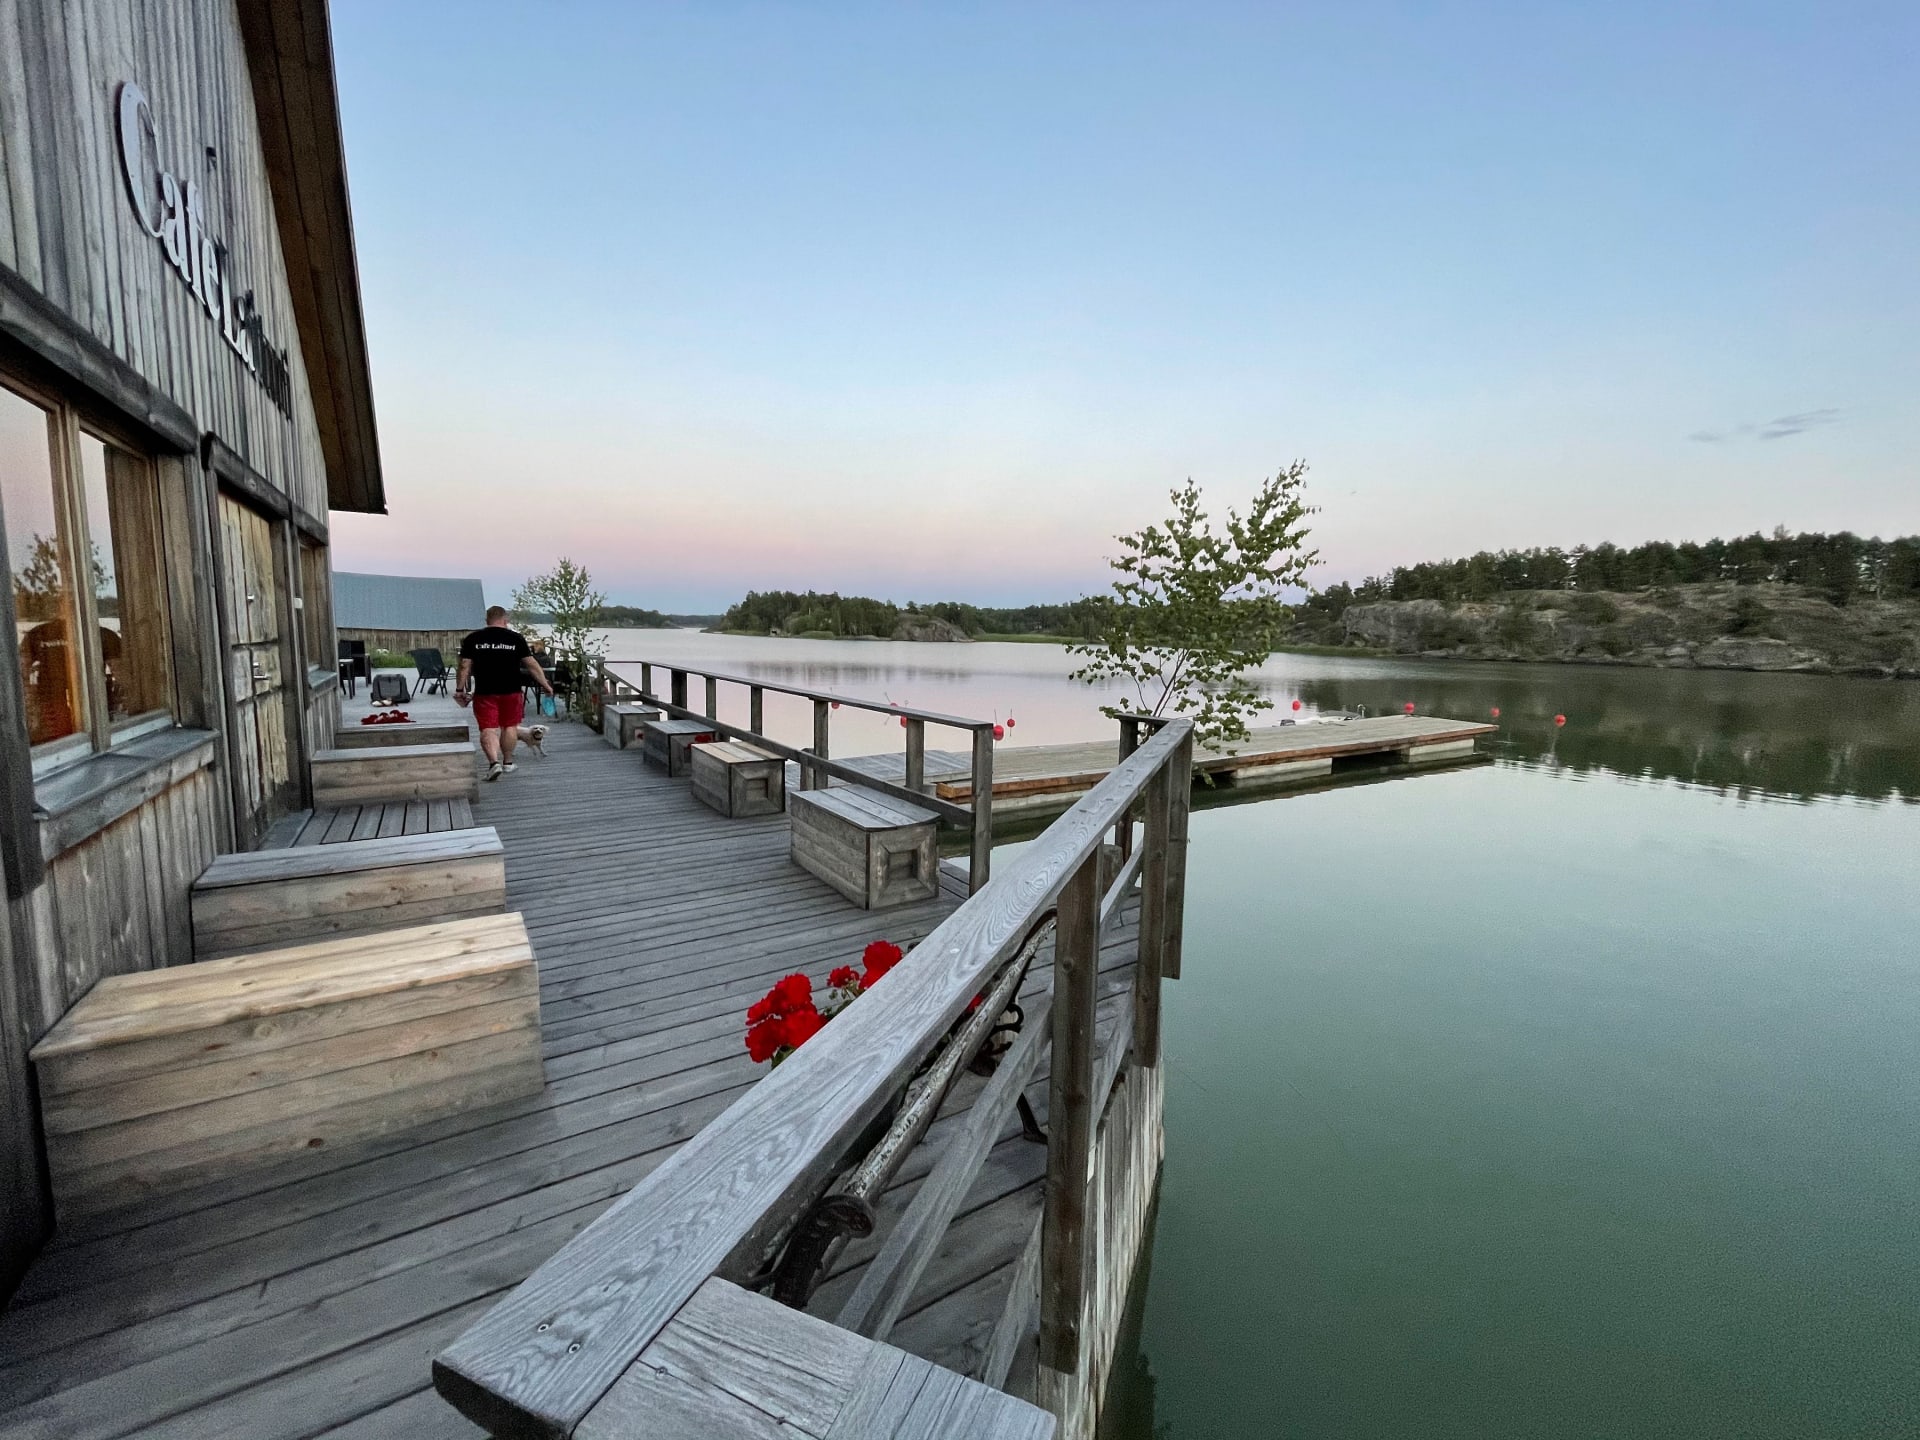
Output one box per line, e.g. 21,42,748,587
333,570,485,659
0,0,383,1295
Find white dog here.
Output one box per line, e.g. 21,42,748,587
516,723,549,758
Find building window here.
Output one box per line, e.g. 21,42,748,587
298,539,332,679
0,374,175,764
77,432,172,727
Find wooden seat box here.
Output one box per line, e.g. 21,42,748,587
602,702,662,749
332,721,471,750
788,786,939,909
690,741,785,818
641,718,718,777
29,913,543,1221
191,826,508,959
311,742,477,807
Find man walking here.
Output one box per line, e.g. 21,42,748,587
456,606,556,781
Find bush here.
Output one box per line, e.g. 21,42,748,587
368,649,413,668
1567,593,1621,624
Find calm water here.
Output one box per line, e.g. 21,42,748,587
605,633,1920,1438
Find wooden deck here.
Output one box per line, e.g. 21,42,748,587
930,713,1496,808
0,715,1136,1438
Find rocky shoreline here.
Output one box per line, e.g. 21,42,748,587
1331,582,1920,678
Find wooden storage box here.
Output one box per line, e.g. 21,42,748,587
311,742,477,807
29,913,543,1221
191,826,507,959
689,741,785,818
788,787,939,909
602,702,662,749
641,718,718,777
331,722,471,750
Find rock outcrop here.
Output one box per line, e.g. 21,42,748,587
891,614,974,643
1335,583,1920,677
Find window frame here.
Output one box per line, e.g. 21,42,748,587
1,371,177,777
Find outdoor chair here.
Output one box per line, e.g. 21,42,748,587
410,647,451,695
369,672,411,705
337,639,368,697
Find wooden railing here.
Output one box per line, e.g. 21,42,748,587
433,716,1196,1439
587,656,1001,892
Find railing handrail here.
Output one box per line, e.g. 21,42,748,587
433,717,1196,1439
609,656,995,733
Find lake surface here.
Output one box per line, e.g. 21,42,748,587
605,633,1920,1438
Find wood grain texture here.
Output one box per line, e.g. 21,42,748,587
432,720,1191,1439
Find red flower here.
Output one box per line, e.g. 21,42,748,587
746,1015,786,1063
782,1006,826,1048
769,973,813,1013
860,940,904,989
828,965,859,990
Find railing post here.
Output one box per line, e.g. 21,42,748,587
749,685,764,734
1162,727,1194,980
705,675,719,723
905,718,925,793
671,669,688,710
640,661,652,697
809,698,830,790
969,724,993,893
1039,852,1099,1373
1116,716,1142,860
1133,761,1173,1067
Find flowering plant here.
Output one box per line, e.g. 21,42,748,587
745,940,903,1067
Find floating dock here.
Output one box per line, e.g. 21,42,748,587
836,714,1497,816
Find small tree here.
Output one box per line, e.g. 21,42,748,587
513,558,607,719
1068,463,1317,751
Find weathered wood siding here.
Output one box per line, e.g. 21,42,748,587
24,762,219,1035
0,0,352,1295
0,0,330,519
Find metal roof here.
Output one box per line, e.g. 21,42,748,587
332,572,486,632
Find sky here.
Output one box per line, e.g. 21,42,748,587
325,2,1919,612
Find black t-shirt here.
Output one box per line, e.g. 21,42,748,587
460,626,532,695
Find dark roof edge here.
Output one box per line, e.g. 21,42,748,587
236,0,386,515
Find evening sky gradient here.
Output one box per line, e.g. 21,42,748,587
326,2,1918,611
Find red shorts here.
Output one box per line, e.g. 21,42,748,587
472,692,525,731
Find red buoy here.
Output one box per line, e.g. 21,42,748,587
1554,713,1567,727
898,715,908,728
1005,715,1016,728
992,724,1005,741
1291,700,1302,712
831,701,840,710
1404,702,1416,715
1490,706,1501,719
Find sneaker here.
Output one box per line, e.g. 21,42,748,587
503,761,517,773
486,761,504,782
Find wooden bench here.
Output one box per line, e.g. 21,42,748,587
602,702,662,750
191,826,508,959
310,741,477,807
788,786,939,909
641,717,718,777
29,913,543,1221
331,721,471,750
690,740,785,817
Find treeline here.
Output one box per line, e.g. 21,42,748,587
1299,530,1920,629
718,590,1112,639
515,604,677,628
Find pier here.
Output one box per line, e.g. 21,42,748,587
0,668,1494,1439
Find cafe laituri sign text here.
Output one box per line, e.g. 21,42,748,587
115,81,293,419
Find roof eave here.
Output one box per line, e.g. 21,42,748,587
236,0,386,515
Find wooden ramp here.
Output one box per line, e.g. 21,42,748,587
0,719,1132,1438
930,714,1495,809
